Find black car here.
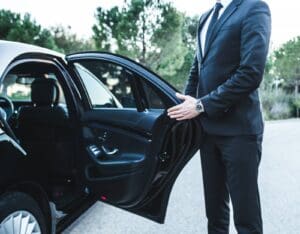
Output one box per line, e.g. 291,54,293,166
0,40,201,234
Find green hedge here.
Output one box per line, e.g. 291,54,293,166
260,89,295,120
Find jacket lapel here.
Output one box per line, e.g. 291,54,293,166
196,9,213,61
203,0,243,61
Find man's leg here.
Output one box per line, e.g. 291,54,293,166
200,134,230,234
218,135,263,234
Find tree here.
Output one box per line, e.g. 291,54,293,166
261,37,300,118
51,25,96,54
92,0,188,82
147,4,188,78
261,55,276,91
169,15,198,90
0,9,57,49
273,36,300,96
0,9,96,54
93,0,163,62
0,9,21,39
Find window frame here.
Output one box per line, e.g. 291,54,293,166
0,58,77,117
71,60,145,112
134,75,167,111
74,63,122,109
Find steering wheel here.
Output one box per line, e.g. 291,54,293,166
0,96,14,120
0,106,19,142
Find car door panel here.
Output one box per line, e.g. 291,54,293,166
129,119,202,222
82,108,163,136
80,108,172,205
66,52,203,223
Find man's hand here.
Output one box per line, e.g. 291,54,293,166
167,93,200,121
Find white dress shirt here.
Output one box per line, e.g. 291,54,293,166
200,0,233,55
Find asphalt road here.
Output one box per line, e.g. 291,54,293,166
64,120,300,234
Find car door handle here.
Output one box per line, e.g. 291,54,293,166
101,145,119,156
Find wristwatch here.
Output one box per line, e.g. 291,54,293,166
195,99,205,113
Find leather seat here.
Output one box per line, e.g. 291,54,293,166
17,78,72,177
17,78,68,134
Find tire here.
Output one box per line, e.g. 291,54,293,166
0,192,48,234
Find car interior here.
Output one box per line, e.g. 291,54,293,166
0,61,82,210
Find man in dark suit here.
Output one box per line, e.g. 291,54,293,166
168,0,271,233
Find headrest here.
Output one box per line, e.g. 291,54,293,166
31,78,59,106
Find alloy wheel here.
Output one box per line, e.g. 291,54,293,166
0,210,41,234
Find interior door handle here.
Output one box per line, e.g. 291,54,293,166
101,145,119,156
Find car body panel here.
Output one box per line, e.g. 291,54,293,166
0,40,64,78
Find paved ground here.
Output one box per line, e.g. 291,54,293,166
64,120,300,234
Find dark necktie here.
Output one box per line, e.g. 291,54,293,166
205,2,223,51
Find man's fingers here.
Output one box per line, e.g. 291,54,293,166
176,113,195,121
169,113,186,119
167,104,183,113
170,111,193,119
175,92,187,100
168,109,186,116
177,114,193,121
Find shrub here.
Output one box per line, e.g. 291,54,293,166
291,96,300,117
260,89,294,120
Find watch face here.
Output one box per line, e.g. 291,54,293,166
196,100,203,113
196,103,202,112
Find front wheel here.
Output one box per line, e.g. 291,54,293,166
0,192,47,234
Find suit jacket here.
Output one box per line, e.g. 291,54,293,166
184,0,271,136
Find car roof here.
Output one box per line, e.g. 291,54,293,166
0,40,64,78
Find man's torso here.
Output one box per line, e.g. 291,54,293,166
194,0,270,136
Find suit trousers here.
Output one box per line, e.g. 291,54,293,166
200,133,263,234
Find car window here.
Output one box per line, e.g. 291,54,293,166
140,80,166,110
3,74,31,101
1,73,66,104
74,64,121,108
74,61,136,109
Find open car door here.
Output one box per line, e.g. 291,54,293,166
66,52,203,223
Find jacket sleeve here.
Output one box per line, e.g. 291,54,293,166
184,54,199,97
200,1,271,117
